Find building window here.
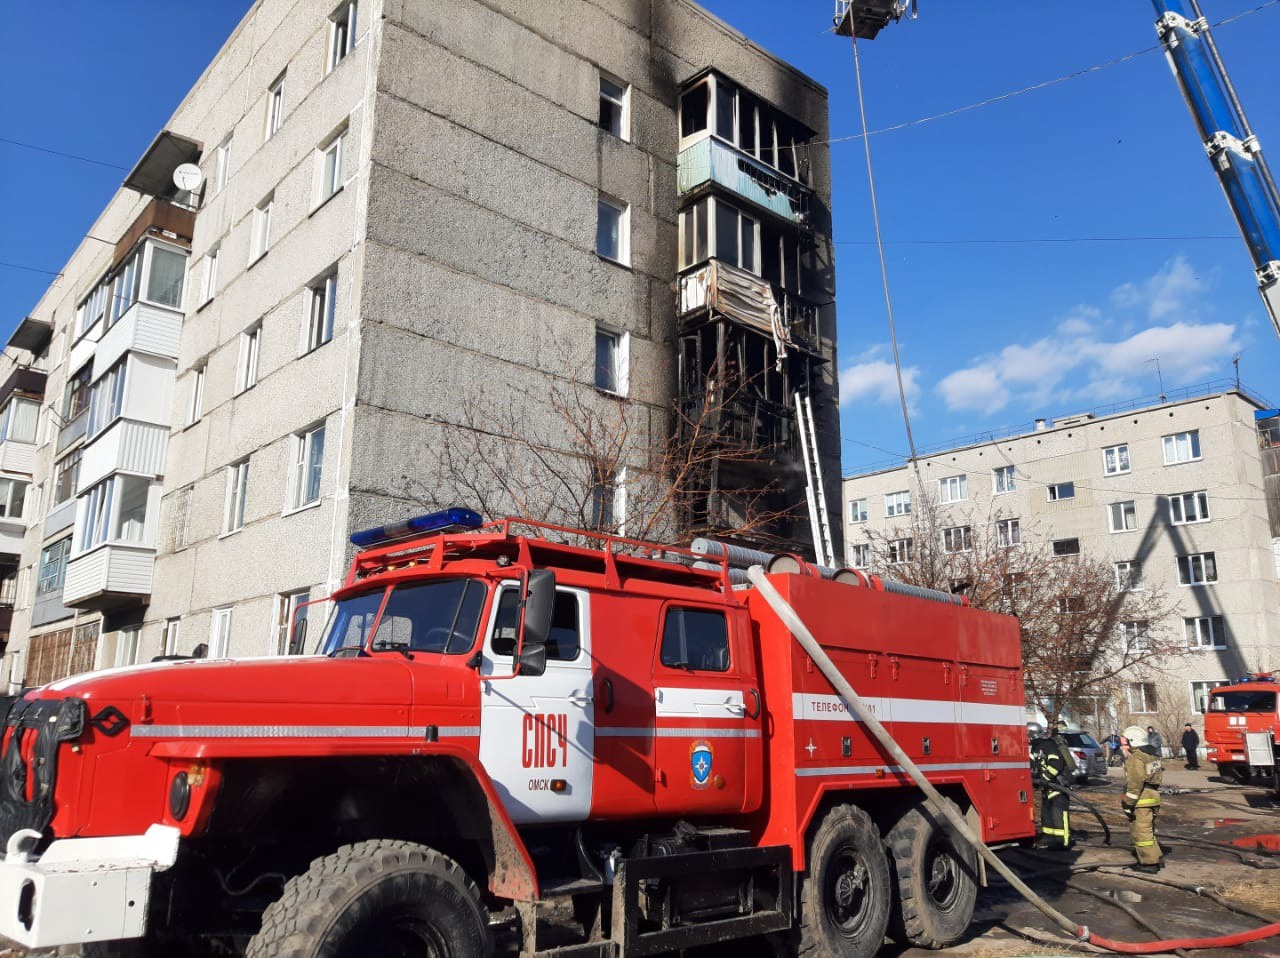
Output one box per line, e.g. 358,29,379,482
87,358,127,438
77,280,108,336
0,479,28,522
597,195,629,265
224,458,250,534
1047,481,1075,501
113,476,149,544
161,617,181,656
52,449,82,505
108,245,143,325
590,468,626,534
214,136,232,194
35,537,71,597
172,485,194,551
713,201,758,273
1051,537,1080,557
319,127,346,203
1121,620,1151,654
187,364,206,426
287,424,326,510
995,517,1020,547
884,490,911,517
848,498,868,523
275,589,311,654
847,543,869,568
938,475,967,503
114,627,140,668
200,246,219,304
1114,560,1143,591
1108,500,1137,533
1176,552,1217,586
1184,615,1226,649
327,1,357,72
594,327,628,396
250,194,273,261
1103,443,1130,475
1128,682,1157,714
237,324,262,394
941,525,972,554
1169,490,1210,525
265,73,286,140
0,399,37,444
1190,680,1229,714
1163,430,1201,465
304,271,338,353
599,74,629,139
80,480,114,551
210,607,233,658
992,465,1015,495
888,537,913,564
64,363,92,421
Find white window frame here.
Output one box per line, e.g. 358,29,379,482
327,1,358,73
1127,681,1157,714
1047,481,1075,502
161,617,181,656
938,475,967,504
210,607,233,658
214,136,232,194
1163,430,1201,465
287,424,326,512
318,127,347,204
236,324,262,395
884,490,911,518
1169,490,1210,525
304,271,338,353
992,465,1015,495
250,194,274,262
187,364,206,427
596,195,629,265
847,543,870,568
1114,560,1143,591
200,246,219,305
1184,615,1226,650
995,517,1020,548
1103,443,1130,476
888,537,913,565
594,327,629,396
1121,620,1151,654
598,73,630,140
941,525,972,554
173,485,194,551
848,498,868,523
265,73,286,140
1108,500,1137,533
87,358,127,439
1051,537,1080,557
1176,552,1218,586
223,458,250,534
0,478,29,522
114,627,141,668
275,589,311,654
35,537,71,597
1190,679,1229,715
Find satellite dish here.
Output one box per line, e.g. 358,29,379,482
172,163,203,192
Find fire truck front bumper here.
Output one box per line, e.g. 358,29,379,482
0,824,179,949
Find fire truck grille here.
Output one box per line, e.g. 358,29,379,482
0,696,86,847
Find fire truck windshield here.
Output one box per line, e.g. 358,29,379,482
317,578,488,656
1209,690,1278,713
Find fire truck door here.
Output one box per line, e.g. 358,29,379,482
479,583,594,824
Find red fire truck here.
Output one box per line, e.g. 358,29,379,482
1203,673,1280,786
0,510,1034,957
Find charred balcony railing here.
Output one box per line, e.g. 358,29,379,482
678,392,795,458
678,137,811,226
678,261,820,352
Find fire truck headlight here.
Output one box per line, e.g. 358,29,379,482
169,771,191,821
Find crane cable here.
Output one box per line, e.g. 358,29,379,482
847,32,923,492
747,565,1280,954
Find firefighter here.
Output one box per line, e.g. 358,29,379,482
1121,725,1164,872
1049,722,1079,776
1031,737,1072,849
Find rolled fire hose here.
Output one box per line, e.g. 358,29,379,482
746,566,1280,954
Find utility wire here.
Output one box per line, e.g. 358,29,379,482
0,136,129,172
835,234,1238,247
821,0,1280,144
0,261,62,278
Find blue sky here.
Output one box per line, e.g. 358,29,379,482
2,2,1277,476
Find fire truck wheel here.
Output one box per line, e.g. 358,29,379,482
796,803,891,958
245,839,490,958
885,801,977,948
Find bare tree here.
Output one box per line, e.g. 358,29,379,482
860,490,1183,725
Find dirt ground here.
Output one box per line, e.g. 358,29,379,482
5,764,1279,957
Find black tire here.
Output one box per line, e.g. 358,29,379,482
794,804,891,958
885,801,978,948
1218,762,1250,784
245,839,489,958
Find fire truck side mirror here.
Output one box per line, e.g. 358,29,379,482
518,569,555,678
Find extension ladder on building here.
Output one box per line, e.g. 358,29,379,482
795,391,835,568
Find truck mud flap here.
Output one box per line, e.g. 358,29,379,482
610,844,792,957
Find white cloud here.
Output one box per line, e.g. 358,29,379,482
1109,256,1203,320
1087,322,1238,380
839,359,920,408
937,365,1009,414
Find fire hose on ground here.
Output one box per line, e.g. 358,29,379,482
746,566,1280,955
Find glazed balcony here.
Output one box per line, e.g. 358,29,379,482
63,544,154,610
677,137,811,225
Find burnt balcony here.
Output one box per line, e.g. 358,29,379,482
678,137,811,226
678,391,796,462
678,260,821,353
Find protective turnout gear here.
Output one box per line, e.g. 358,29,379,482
1031,738,1072,849
1124,743,1163,867
1122,724,1148,748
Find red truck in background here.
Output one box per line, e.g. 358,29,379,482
0,510,1035,958
1204,673,1280,788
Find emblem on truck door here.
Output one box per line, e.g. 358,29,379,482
690,740,713,788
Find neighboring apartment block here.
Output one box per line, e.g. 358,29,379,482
841,384,1280,733
3,0,840,685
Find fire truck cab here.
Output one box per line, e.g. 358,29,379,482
1204,673,1280,786
0,510,1035,958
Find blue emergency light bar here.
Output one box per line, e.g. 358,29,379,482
350,507,484,548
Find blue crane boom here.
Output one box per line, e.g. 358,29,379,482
1152,0,1280,341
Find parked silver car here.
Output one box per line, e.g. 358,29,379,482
1061,730,1108,781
